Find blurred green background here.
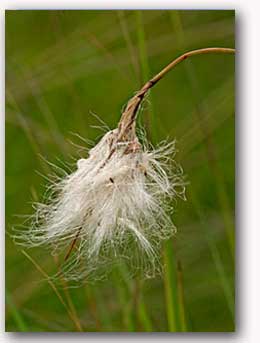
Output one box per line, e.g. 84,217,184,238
5,10,235,332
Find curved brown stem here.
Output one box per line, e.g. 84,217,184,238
118,47,235,140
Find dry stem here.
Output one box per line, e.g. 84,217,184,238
118,47,235,140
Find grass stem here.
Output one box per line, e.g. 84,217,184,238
163,239,180,332
6,291,28,332
21,250,83,331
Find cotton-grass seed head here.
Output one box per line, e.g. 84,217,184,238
12,47,236,283
14,124,185,282
14,105,185,284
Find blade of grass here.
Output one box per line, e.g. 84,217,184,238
117,10,140,80
179,80,234,154
22,308,66,331
6,290,28,332
21,250,83,331
163,239,180,332
135,10,156,141
82,28,133,85
62,286,83,331
6,90,51,175
112,266,136,331
112,262,153,331
176,260,188,331
53,255,83,332
93,290,116,332
85,285,102,331
190,190,234,319
186,78,235,256
169,11,234,257
135,11,150,83
133,278,153,331
118,287,136,331
137,292,153,331
18,66,69,156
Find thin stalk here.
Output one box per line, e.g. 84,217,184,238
85,286,102,331
190,190,234,319
117,10,140,79
137,297,153,331
133,278,153,331
6,90,50,175
62,286,83,331
54,255,83,332
118,47,235,138
21,250,83,332
163,239,180,332
112,268,136,331
135,11,150,83
135,10,155,140
6,291,28,332
176,260,188,331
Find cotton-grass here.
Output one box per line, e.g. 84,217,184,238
14,47,235,283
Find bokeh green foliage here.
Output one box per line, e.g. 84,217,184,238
6,10,235,332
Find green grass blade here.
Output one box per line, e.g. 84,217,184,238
112,266,136,331
190,190,234,319
163,239,180,332
135,10,157,141
176,260,188,331
21,250,83,331
169,11,235,257
6,290,28,332
137,298,153,331
134,278,153,331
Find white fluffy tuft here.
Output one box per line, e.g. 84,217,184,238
14,128,185,282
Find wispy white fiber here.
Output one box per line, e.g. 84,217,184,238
14,127,185,282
